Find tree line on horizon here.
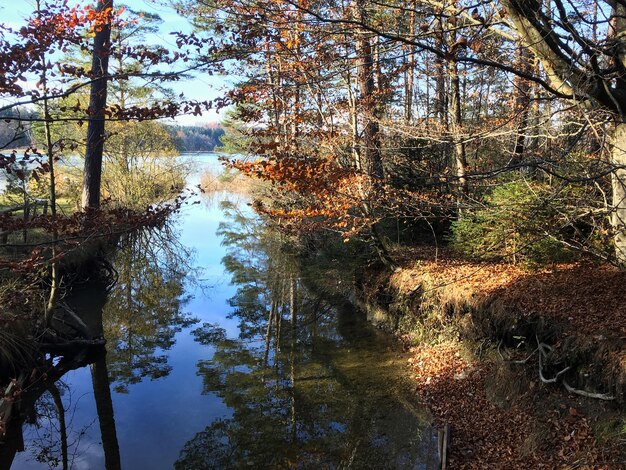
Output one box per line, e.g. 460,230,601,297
167,124,225,152
0,115,225,153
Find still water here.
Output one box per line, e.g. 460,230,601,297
4,154,436,469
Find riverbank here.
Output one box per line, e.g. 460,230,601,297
357,246,626,468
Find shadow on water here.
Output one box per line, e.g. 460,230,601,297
1,191,438,469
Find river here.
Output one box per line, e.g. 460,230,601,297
3,153,437,469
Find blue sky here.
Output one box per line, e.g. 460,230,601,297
1,0,229,125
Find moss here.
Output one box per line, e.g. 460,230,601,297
593,414,626,443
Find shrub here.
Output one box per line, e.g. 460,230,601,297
449,181,578,265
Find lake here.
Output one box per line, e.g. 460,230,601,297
3,153,437,469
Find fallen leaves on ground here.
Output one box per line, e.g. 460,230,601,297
387,248,626,468
409,342,621,469
392,249,626,338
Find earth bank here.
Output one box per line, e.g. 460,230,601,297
355,247,626,468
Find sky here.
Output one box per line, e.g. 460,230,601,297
0,0,229,125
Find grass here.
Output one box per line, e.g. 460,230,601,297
200,168,261,195
0,329,36,376
0,194,76,214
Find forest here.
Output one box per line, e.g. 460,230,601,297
0,118,225,153
157,0,625,274
1,0,626,467
167,124,225,152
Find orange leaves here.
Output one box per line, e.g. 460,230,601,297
2,2,116,96
392,250,626,339
228,155,352,193
1,0,169,96
25,3,121,39
495,263,626,338
226,153,388,234
383,252,626,467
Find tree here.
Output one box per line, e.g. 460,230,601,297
184,0,407,262
102,121,184,209
497,0,626,264
183,0,626,267
292,0,626,264
0,108,35,149
0,1,214,241
0,0,218,347
1,0,215,212
82,0,114,211
167,124,226,152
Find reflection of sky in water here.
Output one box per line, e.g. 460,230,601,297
179,152,230,188
9,152,436,469
13,153,240,469
108,198,235,470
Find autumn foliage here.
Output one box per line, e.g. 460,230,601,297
185,0,624,270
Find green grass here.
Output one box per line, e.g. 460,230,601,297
0,195,77,215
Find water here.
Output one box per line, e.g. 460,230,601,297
3,153,437,469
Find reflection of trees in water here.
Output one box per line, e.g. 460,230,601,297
103,220,198,393
1,220,198,468
5,209,198,466
15,381,96,469
217,200,289,342
0,345,108,470
176,205,432,469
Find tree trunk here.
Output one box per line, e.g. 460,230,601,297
612,122,626,266
610,3,626,266
404,1,416,123
37,0,60,321
345,68,360,170
82,0,113,211
350,0,396,269
445,10,467,204
511,46,533,167
434,18,447,127
434,16,448,173
448,58,467,196
353,0,384,181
